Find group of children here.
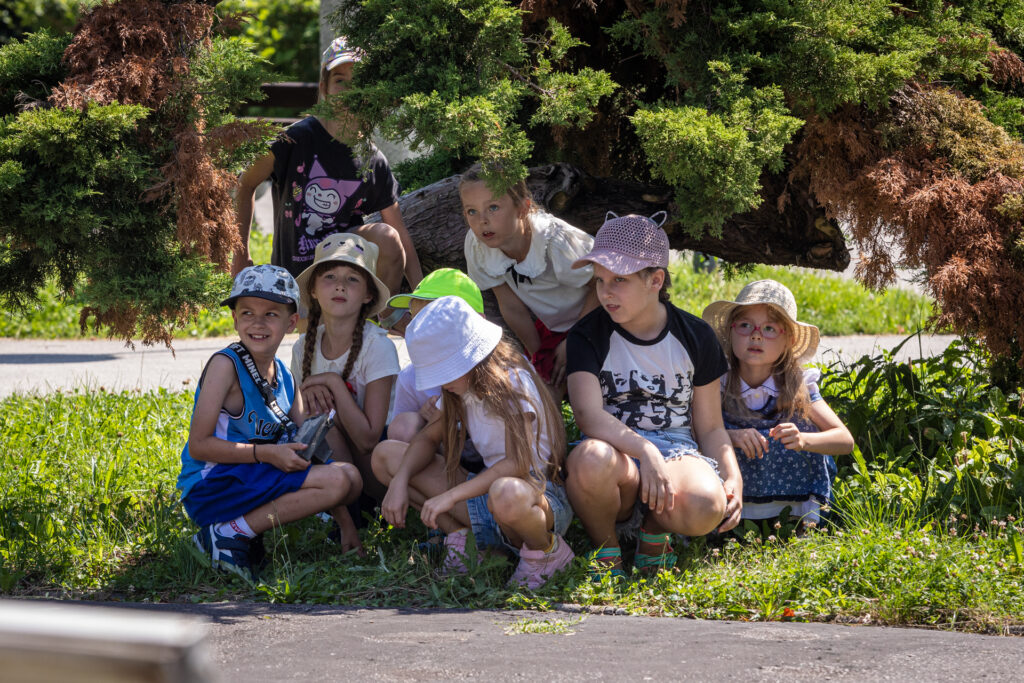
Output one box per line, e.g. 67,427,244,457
179,37,853,587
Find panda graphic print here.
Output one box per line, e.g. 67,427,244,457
567,303,728,433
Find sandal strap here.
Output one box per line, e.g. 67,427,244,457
638,528,673,546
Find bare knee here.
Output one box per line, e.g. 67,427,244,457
487,477,535,524
387,412,425,442
370,440,407,485
657,478,727,536
567,439,621,493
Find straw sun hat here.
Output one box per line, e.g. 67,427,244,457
701,279,820,363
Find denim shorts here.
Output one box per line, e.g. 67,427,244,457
464,474,573,554
618,427,721,539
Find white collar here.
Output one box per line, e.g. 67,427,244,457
740,375,779,399
474,213,553,279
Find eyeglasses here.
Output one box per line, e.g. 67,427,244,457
731,321,785,339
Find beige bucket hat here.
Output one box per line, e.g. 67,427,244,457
295,233,390,317
701,279,820,363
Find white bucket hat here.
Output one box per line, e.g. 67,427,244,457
405,296,503,390
701,279,820,363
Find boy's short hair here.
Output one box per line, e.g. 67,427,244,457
222,265,300,311
385,268,484,314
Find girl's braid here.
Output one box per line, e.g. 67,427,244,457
301,302,321,382
340,302,369,382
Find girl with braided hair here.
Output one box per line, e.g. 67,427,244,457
291,233,400,504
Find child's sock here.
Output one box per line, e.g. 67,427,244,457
216,516,256,539
542,533,556,554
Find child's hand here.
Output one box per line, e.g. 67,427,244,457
638,447,675,515
421,491,455,529
769,423,807,451
260,443,311,472
381,483,410,528
302,384,335,415
418,396,441,424
728,428,769,459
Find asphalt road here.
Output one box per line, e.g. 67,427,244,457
11,601,1022,682
0,333,957,398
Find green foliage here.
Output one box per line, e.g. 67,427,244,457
0,29,70,116
217,0,319,83
0,231,273,339
2,373,1021,631
329,0,615,192
0,17,276,343
391,149,465,193
821,337,1024,524
667,260,935,336
0,0,87,45
632,63,803,235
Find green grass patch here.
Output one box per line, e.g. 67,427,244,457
1,339,1020,631
669,259,936,336
2,243,934,339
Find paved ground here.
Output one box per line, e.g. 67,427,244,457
0,333,957,398
14,601,1021,682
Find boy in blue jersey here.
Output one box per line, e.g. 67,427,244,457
178,265,363,580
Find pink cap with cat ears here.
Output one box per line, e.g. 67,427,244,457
571,211,670,275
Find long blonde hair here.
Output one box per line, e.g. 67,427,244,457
440,340,566,488
721,306,812,421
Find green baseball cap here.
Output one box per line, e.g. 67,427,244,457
386,268,484,314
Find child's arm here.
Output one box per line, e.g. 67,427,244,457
301,373,394,454
381,416,445,527
492,283,541,356
188,355,309,472
232,153,275,277
691,380,743,532
550,281,599,387
380,203,423,287
567,371,677,515
770,398,854,455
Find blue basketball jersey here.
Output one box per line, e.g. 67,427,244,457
177,347,295,498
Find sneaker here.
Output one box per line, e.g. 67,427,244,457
193,524,255,581
442,529,479,575
509,534,575,590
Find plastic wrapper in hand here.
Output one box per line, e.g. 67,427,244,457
293,410,334,464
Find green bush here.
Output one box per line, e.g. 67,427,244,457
218,0,319,83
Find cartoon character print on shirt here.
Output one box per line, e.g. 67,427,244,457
598,369,693,430
296,156,364,236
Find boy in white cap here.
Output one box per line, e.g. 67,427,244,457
233,36,422,328
178,265,363,581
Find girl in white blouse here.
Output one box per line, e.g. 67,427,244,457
459,163,598,397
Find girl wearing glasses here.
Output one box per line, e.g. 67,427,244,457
702,280,853,526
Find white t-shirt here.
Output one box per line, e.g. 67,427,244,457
462,368,554,472
393,364,439,415
290,321,400,415
464,210,594,332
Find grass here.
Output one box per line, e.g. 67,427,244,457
1,340,1021,633
668,259,936,336
1,242,935,339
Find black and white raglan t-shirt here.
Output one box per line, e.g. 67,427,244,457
566,303,728,432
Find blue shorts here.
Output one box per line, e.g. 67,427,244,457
629,427,720,474
464,474,573,554
182,462,311,527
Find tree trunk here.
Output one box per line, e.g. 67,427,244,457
372,163,849,274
